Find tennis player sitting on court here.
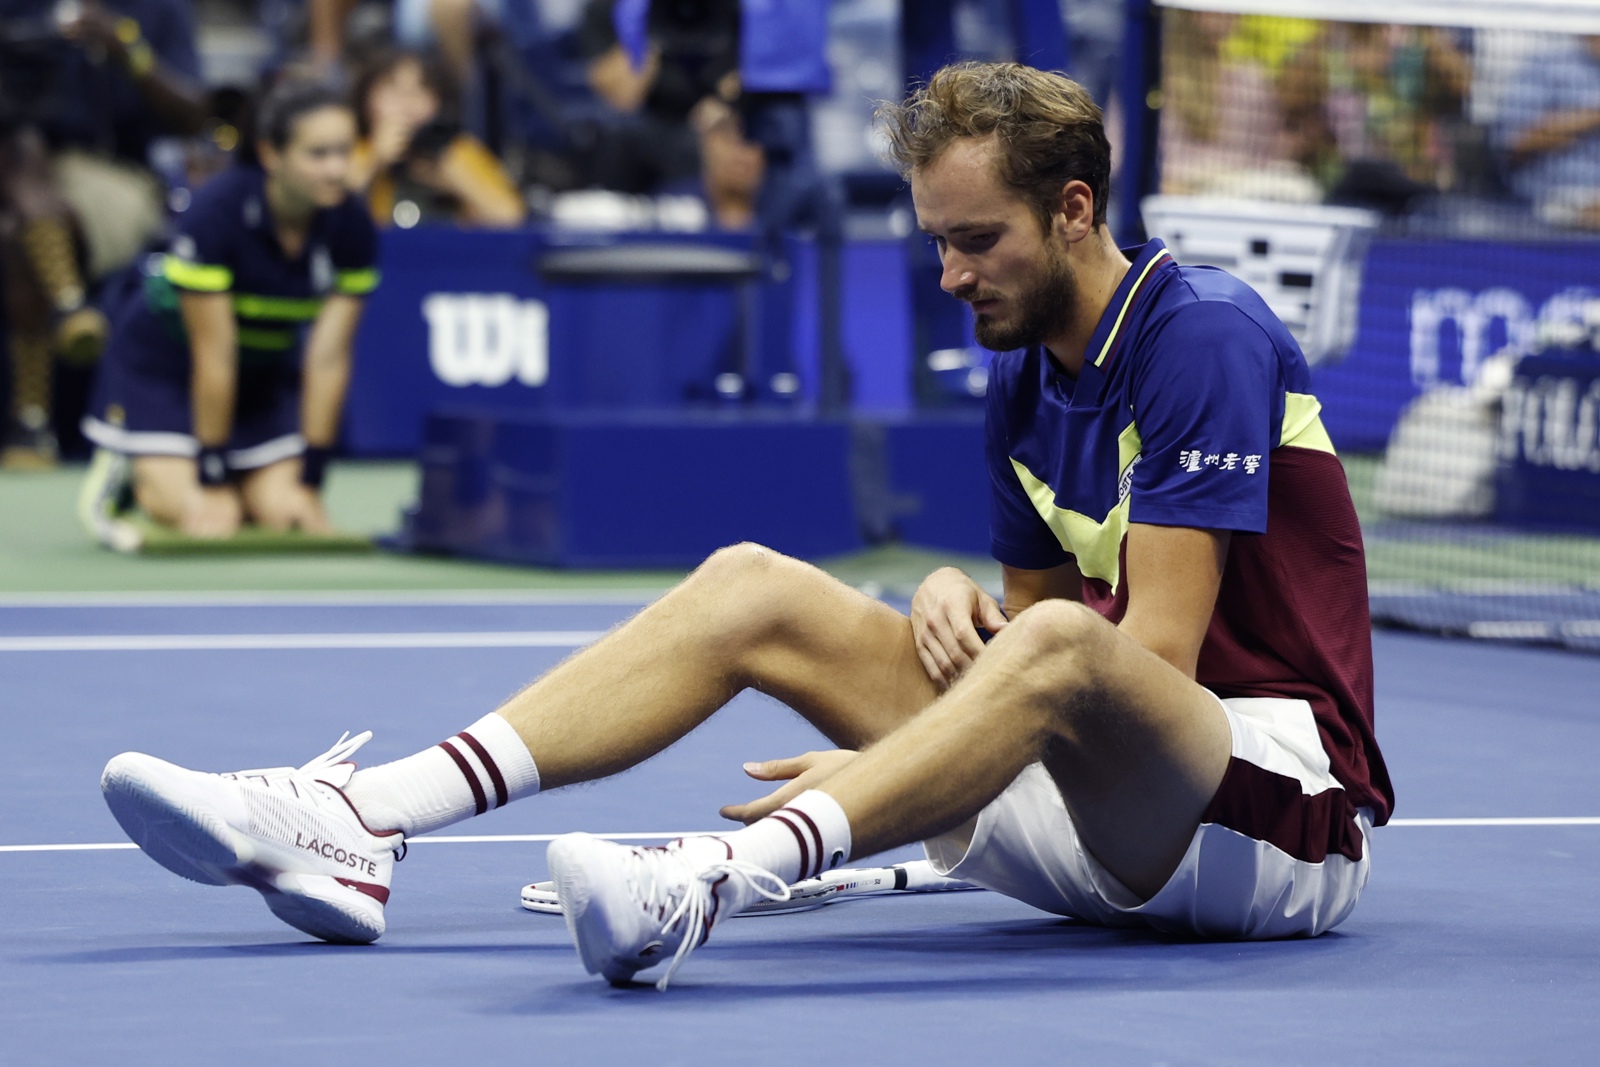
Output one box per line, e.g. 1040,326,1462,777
101,62,1393,989
79,80,379,545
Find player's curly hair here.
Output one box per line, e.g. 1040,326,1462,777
877,62,1111,230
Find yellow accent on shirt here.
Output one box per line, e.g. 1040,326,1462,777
1093,250,1171,369
236,326,298,351
1009,421,1144,592
1281,392,1336,454
232,293,323,321
334,268,380,296
164,257,232,293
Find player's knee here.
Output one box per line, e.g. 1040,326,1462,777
688,543,819,642
1000,599,1110,684
699,541,775,577
693,542,798,599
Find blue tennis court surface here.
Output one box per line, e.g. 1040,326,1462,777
3,597,1597,1063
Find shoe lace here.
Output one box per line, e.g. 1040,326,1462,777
654,855,790,991
227,731,374,800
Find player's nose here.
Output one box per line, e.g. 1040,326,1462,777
940,258,977,294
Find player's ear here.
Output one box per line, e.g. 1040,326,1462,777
257,140,280,173
1054,180,1096,243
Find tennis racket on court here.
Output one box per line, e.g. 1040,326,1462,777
520,859,982,917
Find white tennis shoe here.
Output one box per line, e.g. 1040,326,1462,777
101,732,402,944
547,833,790,989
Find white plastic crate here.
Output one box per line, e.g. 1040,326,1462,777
1140,196,1379,366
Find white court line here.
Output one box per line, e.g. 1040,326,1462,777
1367,580,1600,597
0,631,607,652
1388,825,1600,831
0,832,708,854
0,590,662,608
5,820,1599,853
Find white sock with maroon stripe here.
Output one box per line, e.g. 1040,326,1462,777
698,790,853,885
344,713,540,837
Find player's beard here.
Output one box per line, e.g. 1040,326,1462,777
967,245,1077,352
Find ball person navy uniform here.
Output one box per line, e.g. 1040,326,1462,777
84,163,379,468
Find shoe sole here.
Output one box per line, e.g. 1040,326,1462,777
547,834,648,984
102,756,384,945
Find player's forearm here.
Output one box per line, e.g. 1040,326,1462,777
1115,614,1201,680
1000,562,1084,617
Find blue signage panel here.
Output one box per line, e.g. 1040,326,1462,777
1496,349,1600,533
346,228,550,455
347,229,765,454
1313,238,1600,453
347,228,915,455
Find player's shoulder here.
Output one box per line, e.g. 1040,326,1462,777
1144,264,1299,357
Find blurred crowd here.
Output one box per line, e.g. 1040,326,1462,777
1158,12,1600,231
0,0,806,468
8,2,1600,470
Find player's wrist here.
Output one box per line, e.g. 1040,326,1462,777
196,445,230,487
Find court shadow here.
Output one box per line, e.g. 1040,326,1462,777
494,921,1362,1012
28,940,576,965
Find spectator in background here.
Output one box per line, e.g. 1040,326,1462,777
1158,11,1318,202
0,0,204,467
309,0,492,84
348,48,524,228
1495,35,1600,228
577,0,739,195
692,97,762,230
1278,20,1470,209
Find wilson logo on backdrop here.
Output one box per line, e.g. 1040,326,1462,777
422,293,549,388
1408,286,1596,388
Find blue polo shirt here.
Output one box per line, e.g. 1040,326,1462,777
987,241,1323,580
117,164,379,379
985,239,1393,825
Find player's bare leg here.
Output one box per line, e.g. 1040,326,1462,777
132,455,242,538
546,593,1232,986
101,541,941,950
812,597,1232,899
496,542,941,788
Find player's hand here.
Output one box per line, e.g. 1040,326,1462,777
719,749,858,824
910,567,1008,689
180,486,241,539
